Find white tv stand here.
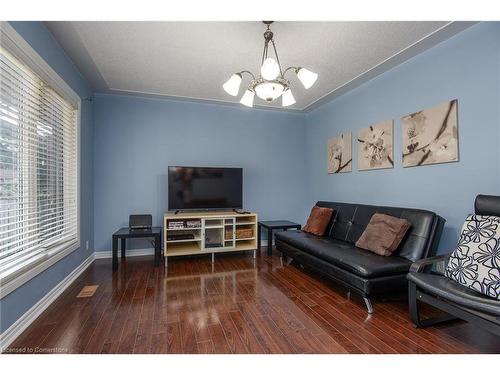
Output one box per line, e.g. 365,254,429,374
163,211,258,266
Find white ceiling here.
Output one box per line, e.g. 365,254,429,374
45,21,475,112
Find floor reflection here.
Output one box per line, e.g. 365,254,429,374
161,255,258,331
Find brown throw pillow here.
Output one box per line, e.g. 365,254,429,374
303,206,334,236
355,213,411,256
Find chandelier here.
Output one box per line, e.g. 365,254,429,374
222,21,318,108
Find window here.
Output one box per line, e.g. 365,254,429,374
0,25,80,296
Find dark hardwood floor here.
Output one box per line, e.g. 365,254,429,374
8,248,500,354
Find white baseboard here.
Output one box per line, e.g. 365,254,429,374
94,240,271,260
0,253,95,352
94,248,155,259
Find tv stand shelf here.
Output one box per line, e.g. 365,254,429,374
163,211,258,265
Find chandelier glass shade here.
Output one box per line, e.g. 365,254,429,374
254,78,287,102
282,88,296,107
260,57,280,80
296,68,318,89
222,21,318,108
239,89,255,107
222,73,242,96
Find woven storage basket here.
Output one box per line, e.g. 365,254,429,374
225,228,254,239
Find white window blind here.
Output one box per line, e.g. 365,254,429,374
0,45,78,284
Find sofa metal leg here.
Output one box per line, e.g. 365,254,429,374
281,255,293,265
363,297,374,314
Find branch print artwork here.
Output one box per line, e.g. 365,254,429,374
327,132,352,174
401,99,459,167
357,120,394,171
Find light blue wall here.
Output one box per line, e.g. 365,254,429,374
305,22,500,253
93,94,308,252
1,22,94,334
93,22,500,254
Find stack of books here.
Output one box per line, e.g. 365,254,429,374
185,220,201,228
168,221,185,229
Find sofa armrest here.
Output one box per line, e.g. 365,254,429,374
410,254,451,274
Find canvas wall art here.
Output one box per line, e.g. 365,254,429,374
401,99,459,167
327,132,352,174
357,120,394,171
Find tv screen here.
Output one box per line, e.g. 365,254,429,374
168,166,243,210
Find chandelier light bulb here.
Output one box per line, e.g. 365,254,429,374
240,89,255,107
223,73,242,96
282,89,296,107
297,68,318,89
260,58,280,80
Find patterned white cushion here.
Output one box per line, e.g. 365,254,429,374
445,214,500,300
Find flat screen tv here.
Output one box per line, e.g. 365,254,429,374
168,166,243,211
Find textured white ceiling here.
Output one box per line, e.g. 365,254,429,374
46,21,474,111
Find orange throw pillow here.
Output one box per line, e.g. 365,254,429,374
355,213,411,256
303,206,334,236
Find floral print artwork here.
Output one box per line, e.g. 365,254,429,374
446,215,500,300
327,132,352,174
401,99,459,167
357,120,394,171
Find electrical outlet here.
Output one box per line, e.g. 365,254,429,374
86,240,89,250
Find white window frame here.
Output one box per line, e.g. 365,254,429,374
0,22,81,298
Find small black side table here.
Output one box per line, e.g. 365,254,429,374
258,220,301,256
112,227,162,271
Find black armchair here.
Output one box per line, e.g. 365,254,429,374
407,195,500,336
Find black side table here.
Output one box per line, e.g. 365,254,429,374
112,227,162,271
258,220,301,256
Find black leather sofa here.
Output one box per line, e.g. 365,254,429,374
275,201,445,313
407,195,500,336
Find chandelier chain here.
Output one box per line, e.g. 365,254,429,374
271,39,283,76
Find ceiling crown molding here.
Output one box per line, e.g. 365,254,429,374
45,21,478,113
303,21,478,113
